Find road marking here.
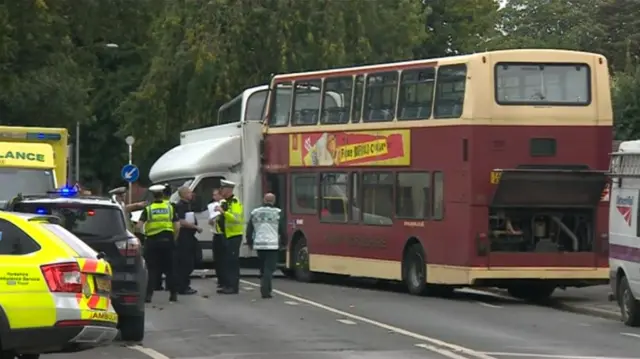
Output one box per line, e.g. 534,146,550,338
240,279,496,359
337,318,357,325
284,300,300,305
208,333,237,338
242,286,254,291
621,332,640,339
483,352,637,359
476,301,502,309
415,344,470,359
128,345,170,359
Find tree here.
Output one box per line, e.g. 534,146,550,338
415,0,499,58
116,0,430,180
0,0,91,128
486,0,605,52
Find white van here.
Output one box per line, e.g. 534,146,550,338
609,140,640,326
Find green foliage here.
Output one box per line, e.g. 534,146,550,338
4,0,640,188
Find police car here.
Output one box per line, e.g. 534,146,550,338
0,211,118,358
6,187,148,341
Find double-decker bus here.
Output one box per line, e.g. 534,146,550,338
262,49,612,300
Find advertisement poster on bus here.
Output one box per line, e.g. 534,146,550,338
289,130,410,167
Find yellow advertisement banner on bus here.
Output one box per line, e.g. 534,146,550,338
289,130,410,167
0,142,55,169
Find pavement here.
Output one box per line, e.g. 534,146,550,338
48,273,639,359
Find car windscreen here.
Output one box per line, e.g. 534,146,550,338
0,168,55,201
13,203,127,240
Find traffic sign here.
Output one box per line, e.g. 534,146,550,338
121,164,139,183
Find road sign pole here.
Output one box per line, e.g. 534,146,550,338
125,136,135,204
128,144,132,204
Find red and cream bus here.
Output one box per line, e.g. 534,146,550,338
262,49,612,300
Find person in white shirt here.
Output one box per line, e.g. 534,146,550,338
207,188,226,289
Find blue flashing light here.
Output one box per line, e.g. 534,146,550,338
35,208,47,215
26,132,62,141
57,186,78,197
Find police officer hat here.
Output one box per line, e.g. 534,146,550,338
220,180,236,188
148,184,166,193
108,186,127,195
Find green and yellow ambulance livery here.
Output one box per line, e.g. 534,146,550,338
0,126,69,204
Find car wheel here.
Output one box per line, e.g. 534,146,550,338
618,276,640,327
119,313,145,342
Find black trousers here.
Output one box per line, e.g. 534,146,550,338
223,235,242,291
258,250,278,296
175,235,196,292
144,234,177,297
213,233,226,287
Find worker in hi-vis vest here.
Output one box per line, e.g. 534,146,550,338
137,184,180,303
215,180,244,295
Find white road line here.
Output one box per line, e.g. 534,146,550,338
128,345,171,359
483,353,637,359
415,344,470,359
337,318,357,325
242,286,254,291
240,279,496,359
284,300,300,305
621,332,640,339
476,301,502,309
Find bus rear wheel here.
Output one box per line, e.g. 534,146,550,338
507,283,555,302
403,244,427,295
619,276,640,327
293,238,314,282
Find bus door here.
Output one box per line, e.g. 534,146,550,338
265,173,288,265
488,167,607,268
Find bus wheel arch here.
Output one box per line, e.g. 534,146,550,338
290,230,314,282
402,238,427,295
616,269,640,326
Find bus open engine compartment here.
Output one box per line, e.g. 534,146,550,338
489,208,594,252
488,166,607,253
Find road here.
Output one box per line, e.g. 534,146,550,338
51,274,640,359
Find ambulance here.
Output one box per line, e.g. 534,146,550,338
0,126,69,206
608,140,640,326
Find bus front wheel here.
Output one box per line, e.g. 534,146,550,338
293,238,314,282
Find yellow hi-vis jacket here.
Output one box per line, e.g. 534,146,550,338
144,201,175,236
223,198,243,238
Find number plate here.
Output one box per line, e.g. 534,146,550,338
490,171,503,184
95,277,111,294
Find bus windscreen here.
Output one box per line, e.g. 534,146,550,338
495,63,590,105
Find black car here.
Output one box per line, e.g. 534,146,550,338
6,192,147,342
